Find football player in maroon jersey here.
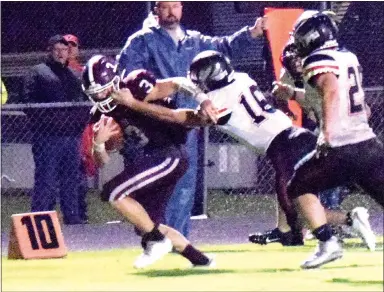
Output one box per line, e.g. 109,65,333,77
81,55,217,269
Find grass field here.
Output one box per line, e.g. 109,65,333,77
2,238,383,292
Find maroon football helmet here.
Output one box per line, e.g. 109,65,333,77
82,55,120,113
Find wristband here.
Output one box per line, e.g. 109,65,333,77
92,139,106,153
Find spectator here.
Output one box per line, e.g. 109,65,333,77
119,1,267,237
23,34,87,225
63,34,83,76
64,33,89,223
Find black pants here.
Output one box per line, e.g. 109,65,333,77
288,138,384,208
267,127,318,229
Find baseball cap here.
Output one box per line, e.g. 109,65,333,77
64,34,79,47
47,34,69,47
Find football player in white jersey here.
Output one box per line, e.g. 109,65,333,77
252,35,374,247
285,12,384,269
112,49,380,251
113,50,325,246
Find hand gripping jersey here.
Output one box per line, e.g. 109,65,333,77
89,70,188,161
302,48,376,147
208,72,293,154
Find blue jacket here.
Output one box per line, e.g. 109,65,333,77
119,25,259,108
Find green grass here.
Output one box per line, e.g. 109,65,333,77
2,239,383,292
2,189,382,229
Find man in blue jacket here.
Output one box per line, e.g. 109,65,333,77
118,1,267,237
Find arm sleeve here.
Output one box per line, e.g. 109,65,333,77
197,26,257,59
118,34,149,78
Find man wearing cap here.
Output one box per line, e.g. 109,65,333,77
64,34,83,76
23,34,87,225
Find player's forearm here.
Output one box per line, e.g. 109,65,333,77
272,81,306,104
174,109,212,127
144,79,178,102
127,97,185,123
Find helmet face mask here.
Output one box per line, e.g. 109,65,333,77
281,42,303,80
82,55,120,113
189,50,235,92
293,13,339,58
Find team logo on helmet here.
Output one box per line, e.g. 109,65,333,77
82,55,121,113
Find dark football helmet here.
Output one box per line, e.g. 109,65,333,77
280,38,304,88
189,50,235,92
82,55,120,113
281,37,302,78
293,12,338,58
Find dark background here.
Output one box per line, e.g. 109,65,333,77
1,1,383,94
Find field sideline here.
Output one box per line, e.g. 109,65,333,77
2,192,383,291
2,238,383,292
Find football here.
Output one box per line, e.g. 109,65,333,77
94,116,124,152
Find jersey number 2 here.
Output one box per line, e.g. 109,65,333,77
348,66,364,114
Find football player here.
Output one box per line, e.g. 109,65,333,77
286,12,384,269
114,50,320,246
81,55,216,269
251,29,374,247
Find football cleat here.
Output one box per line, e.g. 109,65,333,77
301,236,343,269
133,238,173,269
249,228,281,245
351,207,376,251
249,228,304,246
191,254,216,269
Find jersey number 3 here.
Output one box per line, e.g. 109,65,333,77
348,66,364,114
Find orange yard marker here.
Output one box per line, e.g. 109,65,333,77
265,7,304,127
8,211,67,259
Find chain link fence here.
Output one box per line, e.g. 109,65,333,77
1,2,383,228
2,87,383,226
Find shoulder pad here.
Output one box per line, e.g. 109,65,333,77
303,52,339,85
121,69,156,101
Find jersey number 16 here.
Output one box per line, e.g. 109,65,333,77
240,85,276,125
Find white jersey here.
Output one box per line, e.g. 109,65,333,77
302,48,376,147
207,72,292,154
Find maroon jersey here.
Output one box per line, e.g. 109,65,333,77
90,70,189,162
